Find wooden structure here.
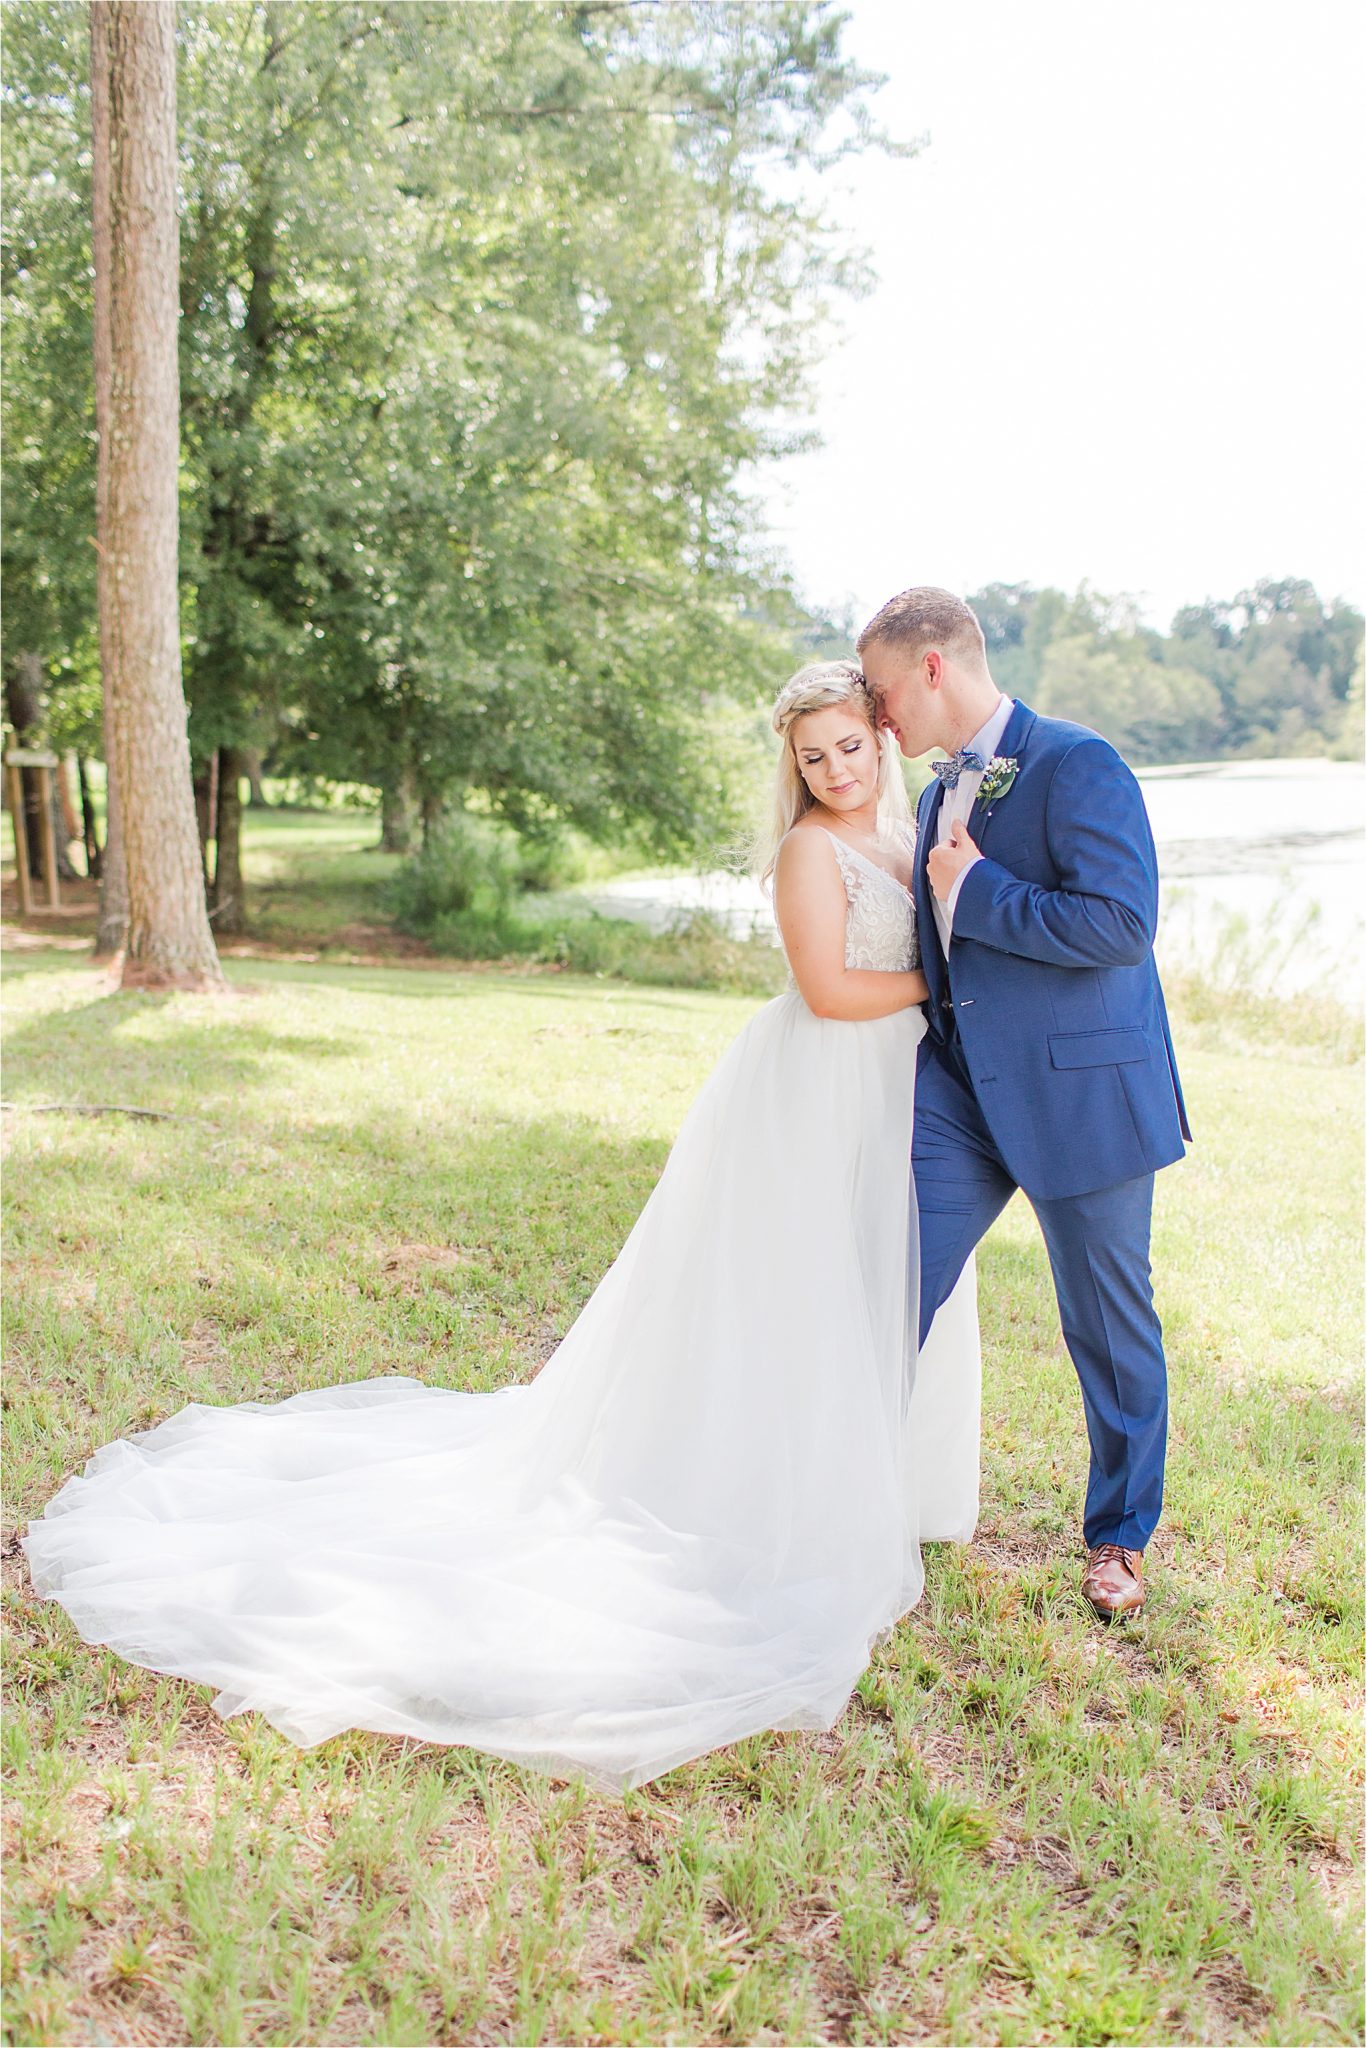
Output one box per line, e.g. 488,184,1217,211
4,744,62,914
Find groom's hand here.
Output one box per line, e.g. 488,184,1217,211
927,818,981,901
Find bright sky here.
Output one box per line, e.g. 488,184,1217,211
750,0,1365,632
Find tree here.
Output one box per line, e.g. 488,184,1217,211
1,0,117,912
968,578,1361,764
88,0,128,949
1334,641,1364,760
1170,578,1361,756
172,1,900,871
7,3,904,909
93,0,222,988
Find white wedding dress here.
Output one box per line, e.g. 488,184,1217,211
22,826,980,1792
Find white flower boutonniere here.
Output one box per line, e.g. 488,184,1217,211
975,756,1019,807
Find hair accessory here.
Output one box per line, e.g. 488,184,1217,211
771,659,870,734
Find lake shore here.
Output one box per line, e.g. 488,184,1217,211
583,756,1365,1001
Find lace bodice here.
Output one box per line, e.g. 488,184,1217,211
784,822,920,985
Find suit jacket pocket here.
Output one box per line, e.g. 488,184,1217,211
1048,1027,1150,1070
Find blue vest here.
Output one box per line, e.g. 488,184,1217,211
914,700,1190,1201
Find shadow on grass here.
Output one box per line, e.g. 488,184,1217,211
0,949,97,983
2,982,364,1115
3,942,750,1015
226,955,752,1014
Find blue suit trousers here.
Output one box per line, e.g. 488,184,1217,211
914,1032,1167,1551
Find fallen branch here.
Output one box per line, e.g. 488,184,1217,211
0,1101,203,1122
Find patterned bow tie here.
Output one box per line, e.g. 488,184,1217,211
930,747,986,790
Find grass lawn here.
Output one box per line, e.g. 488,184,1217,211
222,809,406,953
1,945,1361,2046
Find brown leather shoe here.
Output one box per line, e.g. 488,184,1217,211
1081,1543,1146,1621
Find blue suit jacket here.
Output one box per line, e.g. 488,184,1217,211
914,700,1190,1201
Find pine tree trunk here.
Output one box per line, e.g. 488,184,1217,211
380,768,418,853
93,1,223,990
211,747,247,934
93,757,129,955
90,1,128,958
192,749,218,881
77,757,102,879
420,790,446,849
57,755,82,847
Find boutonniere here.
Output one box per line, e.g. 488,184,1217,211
975,756,1019,807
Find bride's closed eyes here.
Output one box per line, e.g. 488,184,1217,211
800,736,865,763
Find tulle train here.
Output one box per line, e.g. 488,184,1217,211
23,991,980,1791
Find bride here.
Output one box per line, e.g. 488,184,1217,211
22,660,981,1793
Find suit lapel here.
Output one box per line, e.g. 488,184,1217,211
969,698,1037,850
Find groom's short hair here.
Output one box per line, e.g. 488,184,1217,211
857,588,988,672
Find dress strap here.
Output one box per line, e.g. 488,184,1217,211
818,826,907,889
817,828,864,891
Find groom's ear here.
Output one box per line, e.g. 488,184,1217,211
924,649,944,689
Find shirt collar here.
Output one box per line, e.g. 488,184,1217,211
968,694,1014,764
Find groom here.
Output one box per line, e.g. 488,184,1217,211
859,588,1190,1620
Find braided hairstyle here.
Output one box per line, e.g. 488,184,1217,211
757,659,910,886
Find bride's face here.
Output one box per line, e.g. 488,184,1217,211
792,704,880,816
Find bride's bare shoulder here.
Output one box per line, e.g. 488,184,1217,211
774,822,845,911
777,818,837,867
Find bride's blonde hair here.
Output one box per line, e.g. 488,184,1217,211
757,658,911,885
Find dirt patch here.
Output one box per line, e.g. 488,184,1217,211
379,1243,478,1278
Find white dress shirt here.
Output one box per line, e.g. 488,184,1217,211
930,695,1015,959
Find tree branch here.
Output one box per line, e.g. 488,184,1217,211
1,1102,207,1122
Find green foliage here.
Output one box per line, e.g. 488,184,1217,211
384,811,524,929
2,0,903,852
385,810,785,995
0,0,102,747
969,578,1363,763
511,828,592,894
1169,577,1363,757
524,907,786,998
1333,639,1365,761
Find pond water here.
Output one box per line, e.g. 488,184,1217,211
582,758,1365,1002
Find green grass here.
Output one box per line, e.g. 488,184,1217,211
216,809,409,952
2,949,1361,2045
